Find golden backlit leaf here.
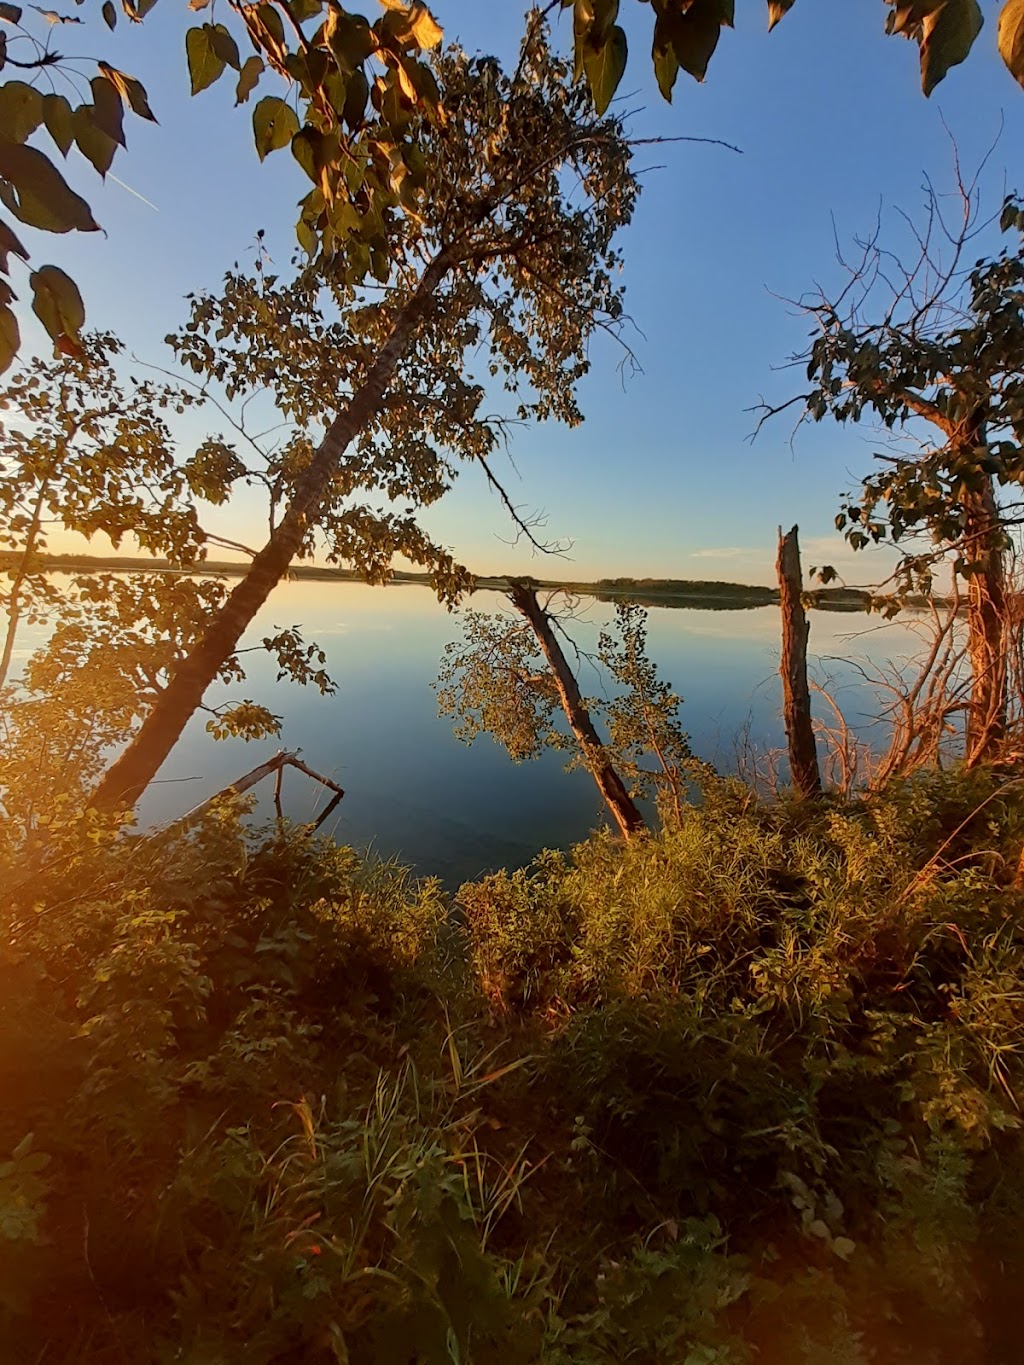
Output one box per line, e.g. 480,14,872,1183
767,0,795,31
999,0,1024,88
98,62,158,121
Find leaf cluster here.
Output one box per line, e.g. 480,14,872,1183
796,194,1024,597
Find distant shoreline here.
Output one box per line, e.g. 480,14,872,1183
0,552,899,613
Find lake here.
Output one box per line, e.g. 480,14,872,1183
97,579,922,886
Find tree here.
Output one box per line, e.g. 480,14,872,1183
0,331,355,831
437,587,702,837
507,580,646,839
0,333,208,687
770,183,1024,766
4,0,1023,375
91,25,639,809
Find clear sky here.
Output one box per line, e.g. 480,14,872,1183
27,0,1024,586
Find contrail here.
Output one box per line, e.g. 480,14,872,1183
107,173,159,212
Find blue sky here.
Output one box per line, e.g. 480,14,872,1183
25,0,1024,585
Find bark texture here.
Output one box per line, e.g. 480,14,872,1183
92,251,455,811
508,581,645,840
776,526,822,799
962,477,1007,767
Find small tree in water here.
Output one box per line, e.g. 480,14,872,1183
437,593,704,838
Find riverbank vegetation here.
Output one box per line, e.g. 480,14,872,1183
3,769,1024,1362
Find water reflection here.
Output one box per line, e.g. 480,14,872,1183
123,581,918,885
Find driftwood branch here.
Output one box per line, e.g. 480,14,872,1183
164,749,344,831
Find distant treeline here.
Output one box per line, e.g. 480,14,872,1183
0,552,905,613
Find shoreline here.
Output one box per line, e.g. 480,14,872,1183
0,552,919,614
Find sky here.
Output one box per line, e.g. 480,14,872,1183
18,0,1024,586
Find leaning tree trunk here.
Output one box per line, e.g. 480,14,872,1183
92,250,455,812
962,476,1007,767
776,525,822,799
507,582,645,841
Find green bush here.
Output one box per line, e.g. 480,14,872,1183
2,771,1024,1361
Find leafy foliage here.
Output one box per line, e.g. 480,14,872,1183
3,0,1022,374
436,604,570,761
567,0,1017,114
801,201,1024,583
3,770,1024,1359
438,597,701,827
0,334,350,828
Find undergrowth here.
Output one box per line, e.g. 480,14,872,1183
3,768,1024,1362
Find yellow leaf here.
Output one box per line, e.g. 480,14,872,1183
409,2,442,48
999,0,1024,88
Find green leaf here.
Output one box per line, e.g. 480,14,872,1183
186,24,227,95
235,54,264,104
584,23,627,115
0,141,100,232
72,105,117,176
291,125,321,182
670,1,722,82
921,0,983,95
342,67,369,128
208,22,240,71
324,7,374,75
102,0,115,27
0,82,43,144
0,302,19,376
90,74,126,148
42,93,74,156
999,0,1024,88
652,33,679,100
252,96,299,160
296,215,316,257
30,264,85,351
767,0,795,31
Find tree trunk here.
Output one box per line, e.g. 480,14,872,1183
962,477,1007,767
776,525,822,799
507,582,645,840
91,249,456,811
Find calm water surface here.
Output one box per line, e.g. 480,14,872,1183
110,581,921,885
